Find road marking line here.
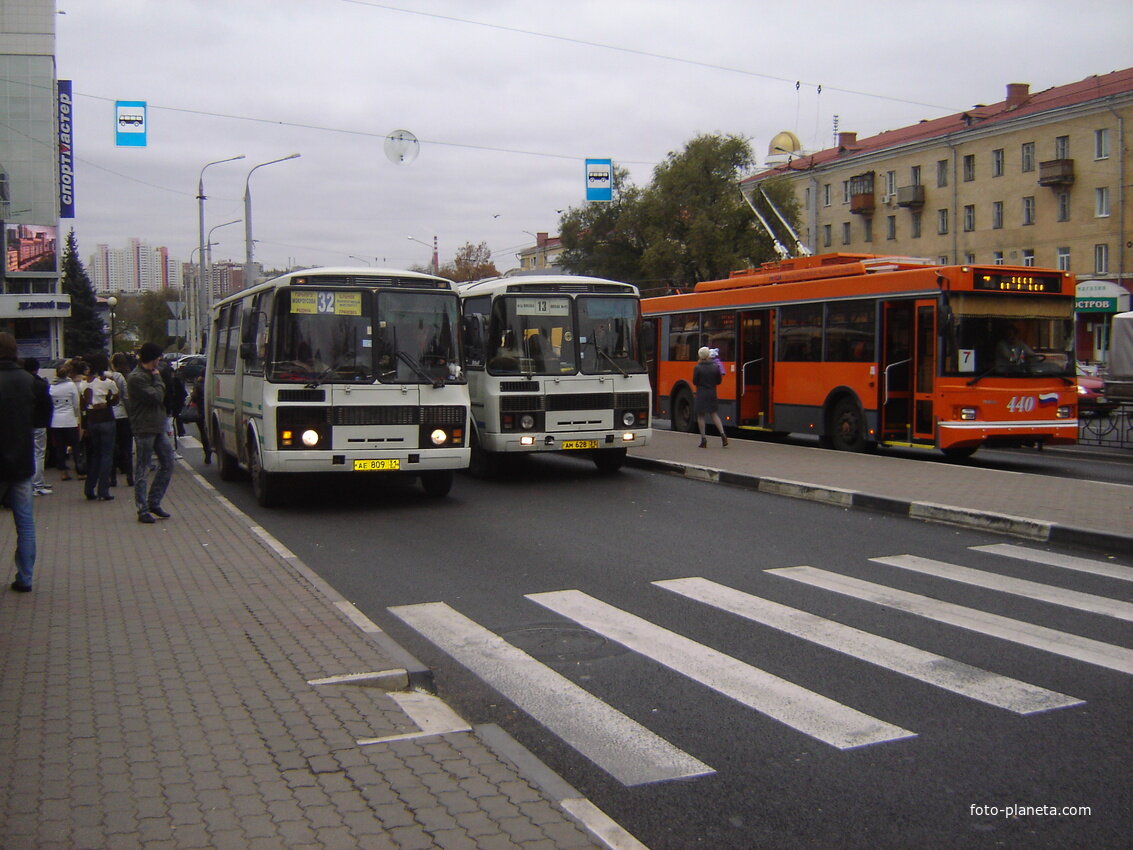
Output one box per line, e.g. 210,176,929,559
388,601,714,786
769,566,1133,674
871,554,1133,621
972,544,1133,583
527,589,916,750
655,577,1082,715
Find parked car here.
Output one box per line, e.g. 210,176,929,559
1077,366,1118,416
175,354,207,383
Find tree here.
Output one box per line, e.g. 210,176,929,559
60,229,105,356
438,242,498,282
558,166,651,287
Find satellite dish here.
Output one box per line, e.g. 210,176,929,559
384,130,419,165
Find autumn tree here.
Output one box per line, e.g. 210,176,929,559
438,242,498,282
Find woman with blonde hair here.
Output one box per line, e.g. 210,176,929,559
693,346,728,449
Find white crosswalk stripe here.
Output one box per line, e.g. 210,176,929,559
526,589,917,750
768,566,1133,674
388,601,714,786
654,577,1083,715
972,543,1133,583
870,554,1133,621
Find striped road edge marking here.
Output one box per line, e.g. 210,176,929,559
388,602,714,786
872,555,1133,622
526,589,916,750
768,566,1133,675
972,544,1133,583
655,577,1082,715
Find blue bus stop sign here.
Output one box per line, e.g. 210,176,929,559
115,101,147,147
585,158,612,201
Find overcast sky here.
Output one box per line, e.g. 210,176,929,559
56,0,1133,273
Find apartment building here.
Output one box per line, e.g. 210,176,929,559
516,231,563,272
89,239,183,293
742,69,1132,364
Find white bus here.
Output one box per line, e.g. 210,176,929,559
458,273,651,473
206,268,469,506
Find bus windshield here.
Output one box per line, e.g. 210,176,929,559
268,288,461,384
578,296,645,375
943,293,1074,378
487,295,574,375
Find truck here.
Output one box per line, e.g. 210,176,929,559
1104,311,1133,403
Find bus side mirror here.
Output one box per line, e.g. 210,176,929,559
239,342,255,360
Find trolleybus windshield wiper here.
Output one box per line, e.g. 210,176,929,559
397,350,444,388
595,345,630,377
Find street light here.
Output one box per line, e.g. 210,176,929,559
106,295,117,353
203,219,241,315
407,235,439,275
197,155,245,353
244,154,300,289
348,255,372,266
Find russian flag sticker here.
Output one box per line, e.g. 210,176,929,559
1038,392,1059,405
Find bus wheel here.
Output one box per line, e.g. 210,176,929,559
213,416,239,481
249,443,283,507
671,388,695,433
828,397,867,452
420,470,454,498
593,447,627,474
942,445,978,461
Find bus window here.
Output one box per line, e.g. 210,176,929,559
270,289,373,382
944,293,1073,377
825,299,876,362
668,313,700,362
578,295,645,374
702,311,735,362
778,303,822,361
487,295,574,376
375,290,461,384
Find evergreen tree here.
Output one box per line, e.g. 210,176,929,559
60,229,105,356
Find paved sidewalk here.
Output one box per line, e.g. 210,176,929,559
0,464,618,850
628,429,1133,553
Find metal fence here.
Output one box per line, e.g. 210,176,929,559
1078,403,1133,450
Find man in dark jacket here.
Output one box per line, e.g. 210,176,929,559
0,332,52,591
127,342,174,524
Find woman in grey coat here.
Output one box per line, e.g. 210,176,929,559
692,346,728,448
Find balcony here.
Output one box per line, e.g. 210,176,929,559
896,184,925,208
1038,159,1075,187
849,192,875,214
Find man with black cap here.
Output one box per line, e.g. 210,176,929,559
126,342,175,524
0,332,52,591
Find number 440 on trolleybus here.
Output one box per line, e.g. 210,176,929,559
642,254,1079,458
205,268,469,506
458,274,651,474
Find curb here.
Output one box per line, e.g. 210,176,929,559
625,454,1133,554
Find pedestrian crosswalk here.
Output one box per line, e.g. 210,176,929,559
390,544,1131,786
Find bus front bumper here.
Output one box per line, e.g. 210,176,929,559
262,448,470,474
937,419,1079,449
481,429,652,453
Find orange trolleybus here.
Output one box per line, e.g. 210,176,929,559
642,253,1078,458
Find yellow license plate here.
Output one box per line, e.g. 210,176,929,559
561,440,599,450
353,459,401,471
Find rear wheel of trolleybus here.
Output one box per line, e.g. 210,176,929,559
823,396,869,453
419,470,454,498
212,414,240,481
670,386,696,433
248,438,284,508
592,447,627,474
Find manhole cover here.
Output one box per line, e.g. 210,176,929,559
498,623,625,662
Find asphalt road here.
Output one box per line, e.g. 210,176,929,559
191,445,1133,850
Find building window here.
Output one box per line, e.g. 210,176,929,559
993,251,1004,265
936,159,948,187
1054,135,1070,159
1095,243,1109,274
863,218,873,243
885,170,897,196
992,201,1004,229
841,222,851,245
842,181,850,204
911,212,922,238
992,148,1005,177
1057,247,1071,271
1095,128,1110,160
963,154,975,182
1057,191,1070,222
910,165,921,186
1022,249,1035,267
805,187,811,210
964,252,975,264
939,255,949,265
886,215,896,240
1096,187,1111,217
823,224,832,247
823,183,831,207
937,209,949,235
1021,142,1035,172
963,205,975,231
1022,196,1036,226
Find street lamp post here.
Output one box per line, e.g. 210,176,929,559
407,235,439,275
244,154,300,289
107,295,117,353
204,220,241,323
197,155,245,353
348,255,372,266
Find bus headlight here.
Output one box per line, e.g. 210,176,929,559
959,408,977,420
622,411,637,427
519,414,536,430
430,428,448,446
1056,406,1073,419
301,429,320,447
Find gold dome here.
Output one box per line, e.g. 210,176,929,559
768,131,802,157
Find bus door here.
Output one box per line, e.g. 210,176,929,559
912,301,937,441
879,301,913,441
737,310,772,427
